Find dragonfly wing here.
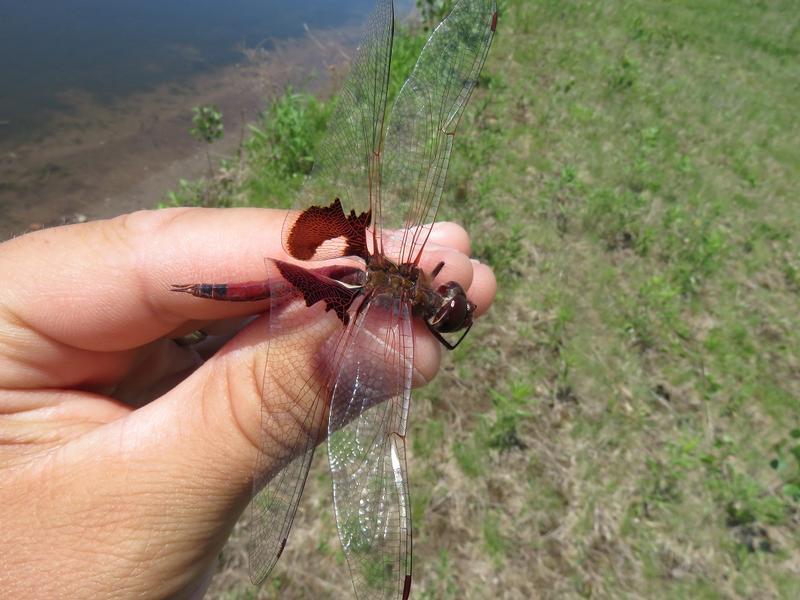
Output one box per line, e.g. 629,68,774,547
248,260,360,583
328,296,414,599
283,0,394,262
249,438,321,583
381,0,497,264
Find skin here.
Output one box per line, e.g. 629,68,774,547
0,207,496,599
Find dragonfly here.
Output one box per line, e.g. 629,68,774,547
172,0,496,597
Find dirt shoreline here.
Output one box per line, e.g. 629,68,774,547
0,28,356,242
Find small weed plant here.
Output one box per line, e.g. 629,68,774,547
190,104,224,174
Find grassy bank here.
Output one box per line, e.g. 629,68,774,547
179,1,800,597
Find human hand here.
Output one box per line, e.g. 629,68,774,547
0,208,496,598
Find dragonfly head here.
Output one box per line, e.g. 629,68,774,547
427,281,476,350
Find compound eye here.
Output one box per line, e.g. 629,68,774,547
431,282,476,334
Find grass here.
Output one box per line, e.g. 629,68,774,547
161,89,330,210
181,0,800,597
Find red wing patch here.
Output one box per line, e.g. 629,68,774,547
273,259,362,325
285,198,371,261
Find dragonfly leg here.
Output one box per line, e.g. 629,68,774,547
430,261,446,279
425,319,473,350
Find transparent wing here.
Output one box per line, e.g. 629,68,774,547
328,297,414,600
282,0,394,262
380,0,497,265
249,434,321,583
248,260,358,584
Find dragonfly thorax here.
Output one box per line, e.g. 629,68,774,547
363,253,475,349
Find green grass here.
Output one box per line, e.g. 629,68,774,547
162,89,330,209
190,1,799,597
162,26,426,211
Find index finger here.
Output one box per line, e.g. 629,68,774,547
0,208,288,353
0,208,484,353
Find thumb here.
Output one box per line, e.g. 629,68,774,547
104,264,446,596
109,303,342,568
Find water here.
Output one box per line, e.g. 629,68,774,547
0,0,414,239
0,0,410,143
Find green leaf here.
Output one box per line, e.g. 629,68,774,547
783,483,800,501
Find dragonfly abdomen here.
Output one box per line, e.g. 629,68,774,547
170,281,272,301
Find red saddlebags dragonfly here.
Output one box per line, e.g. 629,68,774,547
172,0,496,597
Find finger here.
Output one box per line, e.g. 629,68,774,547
420,245,474,290
426,221,472,255
467,260,497,318
0,208,289,354
411,318,443,386
0,208,294,389
0,211,473,354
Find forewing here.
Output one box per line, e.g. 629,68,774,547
381,0,497,264
328,297,414,599
248,260,359,584
283,0,394,262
